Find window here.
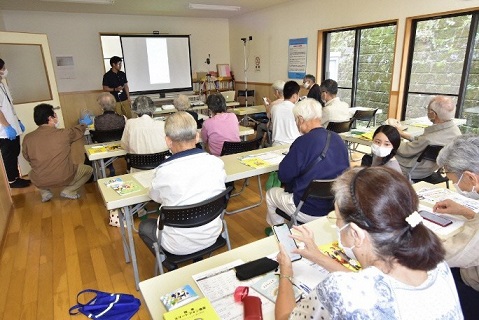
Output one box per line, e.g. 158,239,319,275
323,23,397,123
100,35,122,72
402,12,479,120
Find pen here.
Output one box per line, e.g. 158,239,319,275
195,266,236,281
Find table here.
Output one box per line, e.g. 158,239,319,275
139,217,336,320
229,105,266,126
153,105,209,116
97,144,290,289
85,126,254,180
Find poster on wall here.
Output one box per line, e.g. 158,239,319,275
55,55,76,79
288,38,307,79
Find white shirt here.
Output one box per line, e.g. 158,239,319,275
321,97,351,128
0,81,21,139
270,100,300,145
120,114,168,154
149,151,227,255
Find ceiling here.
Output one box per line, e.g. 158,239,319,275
0,0,293,19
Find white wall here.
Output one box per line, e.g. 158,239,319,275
229,0,479,89
1,10,230,93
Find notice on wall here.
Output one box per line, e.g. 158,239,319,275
55,55,76,79
288,38,307,79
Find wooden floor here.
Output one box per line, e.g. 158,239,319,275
0,169,272,320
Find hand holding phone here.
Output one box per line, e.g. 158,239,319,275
273,224,301,261
263,97,269,106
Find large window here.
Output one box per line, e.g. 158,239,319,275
403,12,479,120
323,23,397,122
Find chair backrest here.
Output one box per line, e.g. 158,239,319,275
158,187,233,229
237,90,255,106
352,109,378,127
416,145,443,163
90,128,124,143
326,120,354,133
220,136,262,156
300,179,335,203
125,150,171,170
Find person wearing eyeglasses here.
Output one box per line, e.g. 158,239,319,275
275,166,463,319
393,96,461,180
433,134,479,319
318,79,350,128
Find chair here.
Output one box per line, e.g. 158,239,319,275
409,145,449,188
150,186,233,275
237,89,255,107
220,137,263,214
327,120,354,133
351,109,378,128
90,128,124,143
275,179,335,227
125,150,171,171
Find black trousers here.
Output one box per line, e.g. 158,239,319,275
0,136,20,182
451,267,479,319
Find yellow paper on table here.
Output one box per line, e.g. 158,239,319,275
409,122,430,128
88,146,107,154
163,297,219,320
360,131,374,141
240,157,271,169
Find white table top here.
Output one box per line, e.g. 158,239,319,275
139,217,336,320
97,144,290,210
229,105,266,116
153,105,208,115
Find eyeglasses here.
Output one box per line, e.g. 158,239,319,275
326,212,343,223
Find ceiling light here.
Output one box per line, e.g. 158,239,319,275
40,0,115,4
188,3,240,11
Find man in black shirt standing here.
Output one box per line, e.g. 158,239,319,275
102,56,132,119
303,74,324,107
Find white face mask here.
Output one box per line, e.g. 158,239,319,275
336,223,358,261
371,143,392,158
303,82,310,89
455,173,479,200
1,69,8,78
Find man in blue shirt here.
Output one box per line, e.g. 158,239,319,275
266,98,350,226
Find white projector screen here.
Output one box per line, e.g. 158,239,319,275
120,35,193,95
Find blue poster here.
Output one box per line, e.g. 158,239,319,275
288,38,308,79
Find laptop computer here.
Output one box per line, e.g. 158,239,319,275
221,90,236,102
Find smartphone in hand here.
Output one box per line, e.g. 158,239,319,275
273,224,301,261
263,97,269,106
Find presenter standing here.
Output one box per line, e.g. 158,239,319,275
102,56,132,119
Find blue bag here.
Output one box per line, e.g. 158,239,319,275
69,289,141,320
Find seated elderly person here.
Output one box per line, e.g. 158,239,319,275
266,98,349,227
394,96,461,180
432,135,479,319
138,112,226,268
319,79,350,128
275,167,463,319
256,80,285,145
173,94,203,129
22,104,93,202
120,96,168,160
201,93,239,156
94,92,126,176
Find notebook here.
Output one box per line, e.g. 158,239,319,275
221,90,235,102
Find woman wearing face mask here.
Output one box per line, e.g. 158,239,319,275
275,166,463,320
362,125,402,173
433,134,479,319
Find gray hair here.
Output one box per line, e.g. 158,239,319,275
437,134,479,176
132,96,155,116
272,80,285,93
292,98,322,121
165,111,197,142
97,92,116,112
173,94,191,111
428,96,456,121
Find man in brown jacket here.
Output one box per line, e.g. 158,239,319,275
22,104,93,202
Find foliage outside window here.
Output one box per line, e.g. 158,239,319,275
324,24,396,123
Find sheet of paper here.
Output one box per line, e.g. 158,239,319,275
416,187,479,213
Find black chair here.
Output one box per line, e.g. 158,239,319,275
276,179,335,227
220,137,263,214
327,120,354,133
90,128,124,143
237,89,255,107
149,187,233,275
125,150,171,171
410,145,449,188
352,109,378,128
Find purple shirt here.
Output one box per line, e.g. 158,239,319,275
201,112,240,156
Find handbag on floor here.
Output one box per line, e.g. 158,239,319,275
69,289,141,320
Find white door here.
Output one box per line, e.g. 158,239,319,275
0,31,64,175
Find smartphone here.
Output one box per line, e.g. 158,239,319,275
263,97,269,106
419,210,453,227
272,224,301,261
